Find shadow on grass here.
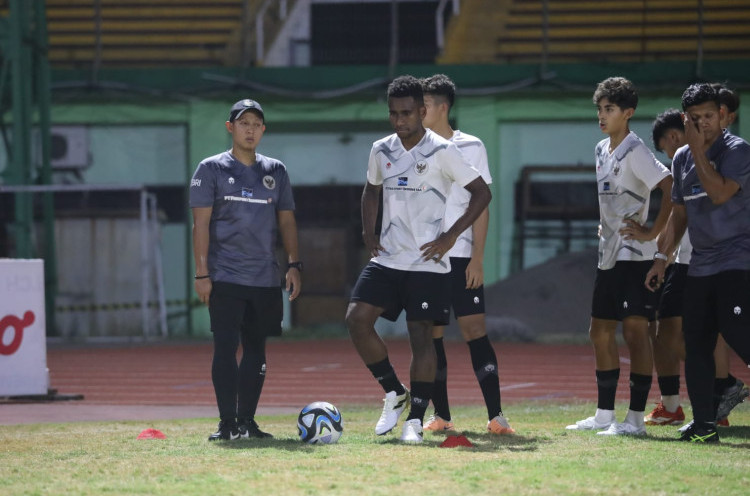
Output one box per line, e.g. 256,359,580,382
208,437,340,452
372,430,542,452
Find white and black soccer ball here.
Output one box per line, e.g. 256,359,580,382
297,401,343,444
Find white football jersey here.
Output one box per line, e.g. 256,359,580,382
595,131,670,270
443,130,493,258
367,129,480,273
675,231,692,265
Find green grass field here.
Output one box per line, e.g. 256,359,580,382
1,402,749,496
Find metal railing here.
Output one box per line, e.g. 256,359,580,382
0,183,168,340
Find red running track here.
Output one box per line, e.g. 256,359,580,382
42,339,750,408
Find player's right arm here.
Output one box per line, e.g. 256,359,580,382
361,182,384,257
192,206,212,305
644,204,687,292
684,112,741,205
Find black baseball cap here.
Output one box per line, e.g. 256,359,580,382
228,99,264,122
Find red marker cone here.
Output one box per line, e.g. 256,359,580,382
137,428,166,440
439,434,473,448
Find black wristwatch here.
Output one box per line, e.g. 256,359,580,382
287,261,303,272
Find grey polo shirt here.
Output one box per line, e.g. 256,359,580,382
189,151,295,287
672,130,750,276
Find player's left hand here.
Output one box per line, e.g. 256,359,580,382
420,232,457,263
286,268,301,301
619,219,651,241
465,258,484,289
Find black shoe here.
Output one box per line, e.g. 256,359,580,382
238,417,273,439
208,420,240,441
678,421,719,443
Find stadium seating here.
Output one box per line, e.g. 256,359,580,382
440,0,750,64
37,0,293,68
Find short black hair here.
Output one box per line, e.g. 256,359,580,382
652,109,684,152
422,74,456,108
593,77,638,110
387,75,424,104
711,82,740,113
681,83,720,110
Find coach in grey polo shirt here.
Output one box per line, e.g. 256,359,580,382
647,83,750,443
190,98,302,441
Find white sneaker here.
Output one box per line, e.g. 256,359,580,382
375,387,409,435
597,421,646,436
565,415,612,431
399,418,423,443
678,420,694,434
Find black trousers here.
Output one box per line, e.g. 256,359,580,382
683,270,750,424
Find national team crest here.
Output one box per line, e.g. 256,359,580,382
414,161,428,175
263,175,276,189
612,163,621,176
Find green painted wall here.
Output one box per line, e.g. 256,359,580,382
33,62,750,335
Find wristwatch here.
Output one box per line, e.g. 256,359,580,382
287,261,303,272
653,252,669,261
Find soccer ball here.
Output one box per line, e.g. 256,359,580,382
297,401,343,444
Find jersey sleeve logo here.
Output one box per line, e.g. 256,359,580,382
414,161,428,175
191,179,201,187
263,175,276,189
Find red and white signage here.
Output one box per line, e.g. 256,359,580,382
0,259,49,396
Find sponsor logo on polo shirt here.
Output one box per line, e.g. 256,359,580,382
228,177,235,184
242,188,253,198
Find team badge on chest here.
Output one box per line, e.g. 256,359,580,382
414,161,428,175
263,175,276,189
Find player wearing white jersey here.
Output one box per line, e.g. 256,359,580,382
419,74,514,436
345,76,492,444
645,109,689,426
566,77,673,436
